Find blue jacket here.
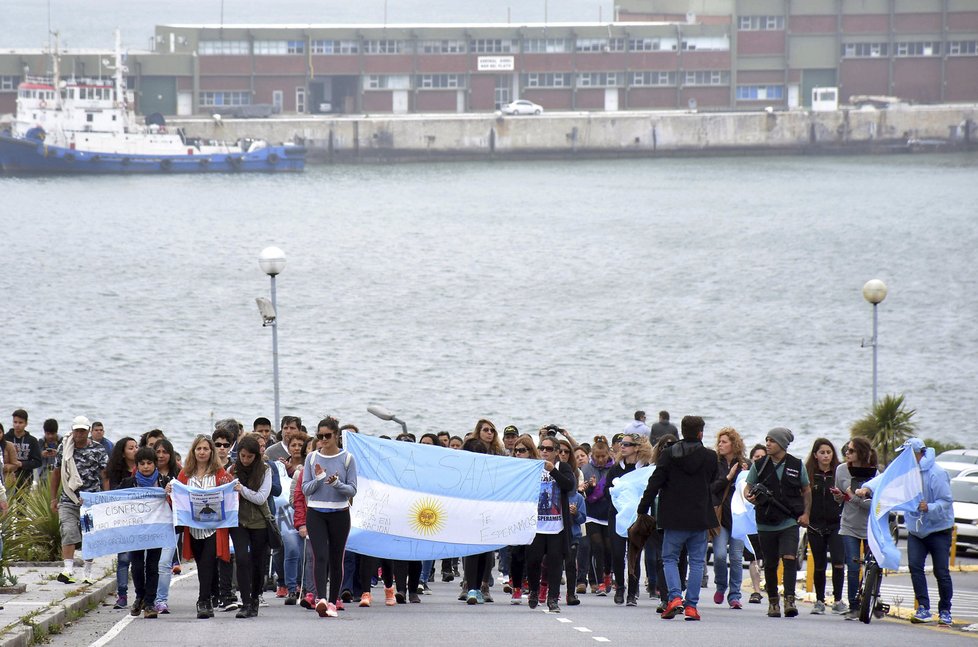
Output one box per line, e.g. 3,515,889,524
568,491,587,541
905,447,954,538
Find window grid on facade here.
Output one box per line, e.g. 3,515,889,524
629,38,661,52
842,42,889,57
416,74,463,89
948,40,978,56
631,71,676,86
738,15,785,31
736,85,784,100
472,39,515,53
364,40,403,54
419,40,467,54
364,75,388,90
577,72,621,87
311,39,360,54
0,75,17,91
199,91,252,106
524,38,572,53
522,72,571,88
198,40,249,55
894,41,941,57
683,70,729,86
253,40,305,55
575,38,624,52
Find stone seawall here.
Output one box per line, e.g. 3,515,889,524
169,105,978,163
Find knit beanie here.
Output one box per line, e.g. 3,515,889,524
766,427,794,450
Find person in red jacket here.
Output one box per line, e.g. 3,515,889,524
292,462,318,608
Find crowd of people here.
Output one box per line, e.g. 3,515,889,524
0,407,955,626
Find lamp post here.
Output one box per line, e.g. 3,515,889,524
367,404,408,435
258,246,286,428
861,279,888,406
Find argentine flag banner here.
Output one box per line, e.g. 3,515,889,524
345,433,542,560
730,471,757,555
863,441,924,570
79,488,176,559
170,479,240,530
609,465,655,538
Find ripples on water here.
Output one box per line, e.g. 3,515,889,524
3,154,977,454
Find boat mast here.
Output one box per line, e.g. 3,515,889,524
51,31,61,109
114,29,126,105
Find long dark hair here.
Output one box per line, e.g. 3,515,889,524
155,438,179,476
805,437,840,483
106,436,137,487
233,435,267,491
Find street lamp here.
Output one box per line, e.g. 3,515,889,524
861,278,888,406
367,404,408,435
257,246,286,428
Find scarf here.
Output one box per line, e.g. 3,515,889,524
135,468,160,488
60,436,85,504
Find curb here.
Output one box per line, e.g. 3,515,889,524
0,577,115,647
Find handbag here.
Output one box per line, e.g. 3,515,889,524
708,478,732,540
262,503,284,551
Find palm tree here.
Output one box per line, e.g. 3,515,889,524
850,393,917,467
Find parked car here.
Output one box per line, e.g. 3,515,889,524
951,475,978,552
936,449,978,464
501,100,544,115
937,460,978,480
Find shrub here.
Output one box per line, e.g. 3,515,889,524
2,475,62,562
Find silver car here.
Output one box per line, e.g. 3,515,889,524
501,100,544,115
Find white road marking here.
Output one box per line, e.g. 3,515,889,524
556,618,573,623
593,638,610,643
574,626,592,632
87,570,196,647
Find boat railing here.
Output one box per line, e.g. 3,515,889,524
22,75,54,86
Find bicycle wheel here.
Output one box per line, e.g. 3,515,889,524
858,562,881,624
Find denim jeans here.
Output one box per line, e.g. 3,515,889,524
116,551,130,596
420,560,434,584
282,528,302,592
155,546,175,605
497,546,511,577
662,529,708,608
842,535,867,607
908,529,953,613
712,526,744,602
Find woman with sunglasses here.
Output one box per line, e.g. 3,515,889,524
804,438,845,615
606,433,652,606
301,417,357,618
474,419,505,456
834,436,878,618
168,435,232,619
523,433,576,612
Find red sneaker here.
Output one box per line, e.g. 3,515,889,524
334,599,345,611
730,600,743,609
510,588,523,605
713,590,724,605
684,605,701,621
538,584,548,603
660,597,684,620
276,586,288,598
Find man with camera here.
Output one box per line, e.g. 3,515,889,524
636,415,718,621
744,427,811,619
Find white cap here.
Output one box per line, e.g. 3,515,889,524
71,416,91,431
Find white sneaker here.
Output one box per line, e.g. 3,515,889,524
831,600,849,614
811,601,826,615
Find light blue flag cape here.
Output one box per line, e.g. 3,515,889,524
730,471,756,555
345,433,542,560
170,479,240,530
863,441,924,570
610,465,655,538
79,488,176,559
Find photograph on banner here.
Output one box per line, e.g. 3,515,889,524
79,488,176,559
171,479,240,530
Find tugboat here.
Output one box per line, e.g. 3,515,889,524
0,32,305,174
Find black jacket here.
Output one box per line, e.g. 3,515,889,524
638,439,719,531
711,457,744,531
3,430,42,487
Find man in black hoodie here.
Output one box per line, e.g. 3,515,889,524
5,409,42,489
637,415,718,621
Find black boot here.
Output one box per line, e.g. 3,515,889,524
235,600,249,618
614,588,625,605
246,599,259,617
196,601,210,619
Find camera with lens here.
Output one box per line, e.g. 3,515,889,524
749,482,774,505
544,424,560,437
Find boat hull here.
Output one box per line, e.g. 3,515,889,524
0,135,305,174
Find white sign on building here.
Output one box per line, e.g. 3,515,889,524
477,56,515,72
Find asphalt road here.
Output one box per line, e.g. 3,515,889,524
45,566,978,647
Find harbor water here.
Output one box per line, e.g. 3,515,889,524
2,154,977,452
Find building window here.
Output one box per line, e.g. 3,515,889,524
576,38,608,52
254,41,288,55
419,39,467,54
0,75,18,91
198,40,249,55
738,15,785,31
948,40,978,56
522,72,572,88
683,70,729,86
287,40,305,54
524,38,572,53
629,38,661,52
472,39,515,53
631,71,676,86
311,39,360,54
199,91,252,106
364,40,403,54
364,75,389,90
842,42,889,58
736,85,784,100
894,41,941,57
416,74,463,89
577,72,621,87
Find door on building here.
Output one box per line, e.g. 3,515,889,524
295,87,306,114
604,87,619,111
787,84,800,109
393,90,409,114
494,74,511,109
177,91,192,116
138,77,177,116
272,90,284,114
801,70,837,108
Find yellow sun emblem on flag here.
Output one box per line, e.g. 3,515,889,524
409,497,446,537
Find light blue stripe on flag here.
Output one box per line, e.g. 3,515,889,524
80,488,176,559
730,471,756,556
345,433,542,560
864,441,923,570
609,465,655,538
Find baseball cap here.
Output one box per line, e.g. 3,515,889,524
611,433,624,445
503,425,519,437
71,415,91,431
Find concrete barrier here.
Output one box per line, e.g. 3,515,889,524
169,105,978,163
